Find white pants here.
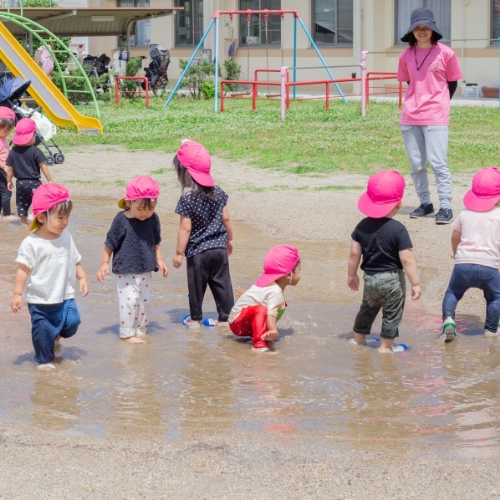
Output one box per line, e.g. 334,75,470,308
400,124,452,209
116,273,152,338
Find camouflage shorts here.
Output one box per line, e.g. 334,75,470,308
353,270,406,339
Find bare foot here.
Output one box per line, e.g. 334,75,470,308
122,337,145,344
54,342,62,358
36,362,56,371
2,215,18,221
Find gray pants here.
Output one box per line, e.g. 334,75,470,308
400,124,452,209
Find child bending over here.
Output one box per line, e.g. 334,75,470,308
348,170,421,352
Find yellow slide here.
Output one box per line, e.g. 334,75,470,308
0,22,102,133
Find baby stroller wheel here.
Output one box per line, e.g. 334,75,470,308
45,155,55,166
54,153,65,164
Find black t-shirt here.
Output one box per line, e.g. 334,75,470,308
104,212,161,274
6,145,46,180
174,186,228,258
351,217,413,273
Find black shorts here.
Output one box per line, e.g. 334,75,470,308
16,179,41,216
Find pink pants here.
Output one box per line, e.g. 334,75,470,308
229,305,269,349
116,273,152,338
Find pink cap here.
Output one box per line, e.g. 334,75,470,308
463,167,500,212
255,244,301,287
176,140,214,187
358,170,405,218
0,107,15,120
29,183,70,231
118,175,160,208
12,118,36,146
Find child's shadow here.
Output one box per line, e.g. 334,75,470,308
13,346,88,365
95,321,164,336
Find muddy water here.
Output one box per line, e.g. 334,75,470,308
1,197,500,458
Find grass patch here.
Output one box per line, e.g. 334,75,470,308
150,167,168,175
114,179,126,187
58,98,500,175
313,185,364,191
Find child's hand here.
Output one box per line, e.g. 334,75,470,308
11,294,22,313
96,263,109,282
236,287,246,297
80,277,89,297
227,240,234,256
158,259,169,278
173,254,183,268
347,275,359,291
262,329,278,341
7,181,13,192
411,284,421,300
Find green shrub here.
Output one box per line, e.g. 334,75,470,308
179,58,219,99
223,59,241,92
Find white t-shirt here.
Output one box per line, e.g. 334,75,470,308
229,283,285,324
16,230,81,304
453,207,500,269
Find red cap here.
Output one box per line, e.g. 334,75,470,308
29,183,70,231
176,140,214,187
118,175,160,209
463,167,500,212
0,107,15,120
255,245,301,287
358,170,405,218
12,118,36,146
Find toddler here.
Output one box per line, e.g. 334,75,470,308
6,118,52,226
96,176,168,344
0,107,16,220
229,245,301,352
348,170,421,352
11,183,88,371
172,140,234,328
442,167,500,340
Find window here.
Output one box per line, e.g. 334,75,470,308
396,0,451,45
493,1,500,45
175,0,204,47
117,0,150,47
239,0,282,47
312,0,353,46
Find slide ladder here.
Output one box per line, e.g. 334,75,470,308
0,12,102,133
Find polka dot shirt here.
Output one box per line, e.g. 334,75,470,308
175,186,228,258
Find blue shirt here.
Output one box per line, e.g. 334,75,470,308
175,186,228,258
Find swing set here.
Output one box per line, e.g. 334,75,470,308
164,8,347,111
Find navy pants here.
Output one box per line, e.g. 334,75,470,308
187,248,234,322
28,299,81,364
442,264,500,333
0,172,11,216
16,179,41,217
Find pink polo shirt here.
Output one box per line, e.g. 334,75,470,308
0,136,9,163
398,43,463,126
453,208,500,269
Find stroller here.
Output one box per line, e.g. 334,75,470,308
0,76,64,165
83,53,111,78
143,44,170,96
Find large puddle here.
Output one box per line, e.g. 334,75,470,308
1,197,500,458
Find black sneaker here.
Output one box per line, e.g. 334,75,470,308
409,203,434,218
435,208,453,224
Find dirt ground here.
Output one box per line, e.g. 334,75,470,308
54,144,483,320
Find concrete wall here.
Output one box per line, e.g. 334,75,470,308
85,0,500,94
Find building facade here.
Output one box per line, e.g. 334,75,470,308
62,0,500,93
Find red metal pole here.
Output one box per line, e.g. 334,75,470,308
115,77,120,105
144,77,149,108
326,82,329,109
220,82,225,112
252,82,256,111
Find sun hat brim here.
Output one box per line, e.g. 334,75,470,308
29,217,40,231
255,272,289,288
463,190,500,213
12,131,35,146
401,21,443,42
188,169,215,188
358,191,400,218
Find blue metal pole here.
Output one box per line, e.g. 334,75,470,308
293,16,297,99
214,17,220,112
164,17,216,108
296,16,347,104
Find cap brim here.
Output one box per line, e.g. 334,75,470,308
12,133,34,146
358,192,399,218
255,272,287,288
188,170,215,188
463,190,500,213
401,23,443,42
